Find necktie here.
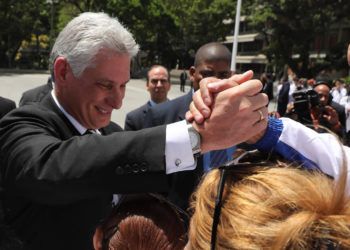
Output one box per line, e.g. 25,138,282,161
210,149,228,168
84,129,97,135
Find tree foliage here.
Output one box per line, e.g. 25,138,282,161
163,0,236,68
0,0,50,68
1,0,349,76
244,0,350,77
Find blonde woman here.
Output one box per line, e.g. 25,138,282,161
187,158,350,249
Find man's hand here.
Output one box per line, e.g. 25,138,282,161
191,79,269,153
310,105,342,133
322,105,340,126
185,70,254,123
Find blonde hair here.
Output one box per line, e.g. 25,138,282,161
188,164,350,249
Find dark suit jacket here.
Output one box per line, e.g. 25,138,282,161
0,96,16,119
145,92,192,126
330,100,346,127
124,101,152,130
0,94,170,250
277,81,290,116
144,92,203,210
19,78,52,106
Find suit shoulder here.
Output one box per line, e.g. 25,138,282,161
145,93,191,126
126,103,150,118
105,121,123,133
20,83,52,106
0,96,16,119
0,96,16,108
151,94,190,113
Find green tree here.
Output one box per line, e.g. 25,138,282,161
103,0,180,68
105,0,237,68
164,0,236,68
245,0,350,77
55,0,180,68
0,0,51,68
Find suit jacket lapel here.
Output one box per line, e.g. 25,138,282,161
40,94,82,137
143,101,152,115
178,92,193,121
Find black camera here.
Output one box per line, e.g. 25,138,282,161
292,89,320,124
293,89,320,111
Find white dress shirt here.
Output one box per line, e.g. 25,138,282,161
331,87,347,103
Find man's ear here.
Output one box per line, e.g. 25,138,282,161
53,57,69,84
189,66,196,81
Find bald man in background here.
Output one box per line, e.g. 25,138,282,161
143,42,238,210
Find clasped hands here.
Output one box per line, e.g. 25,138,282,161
186,70,269,153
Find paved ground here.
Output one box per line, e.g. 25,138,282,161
0,72,276,128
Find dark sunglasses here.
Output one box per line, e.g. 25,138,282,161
210,150,272,250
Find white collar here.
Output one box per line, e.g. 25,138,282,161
50,89,99,135
149,99,157,107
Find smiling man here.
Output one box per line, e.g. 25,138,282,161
0,12,268,250
55,49,130,129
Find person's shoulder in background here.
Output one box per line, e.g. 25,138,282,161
124,102,152,131
0,96,16,119
19,77,53,106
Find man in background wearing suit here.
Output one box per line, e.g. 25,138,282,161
0,96,16,119
144,42,240,210
124,65,171,130
19,76,53,106
0,12,269,250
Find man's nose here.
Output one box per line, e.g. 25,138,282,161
320,96,327,103
156,80,163,87
107,88,123,108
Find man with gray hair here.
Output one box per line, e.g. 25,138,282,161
0,12,268,249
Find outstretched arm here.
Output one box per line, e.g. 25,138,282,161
253,117,350,193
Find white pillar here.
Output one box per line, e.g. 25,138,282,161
231,0,242,72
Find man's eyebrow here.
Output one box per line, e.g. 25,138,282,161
98,79,129,85
97,79,114,84
122,79,130,85
150,77,168,80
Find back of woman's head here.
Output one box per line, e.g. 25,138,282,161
188,165,350,249
94,194,187,250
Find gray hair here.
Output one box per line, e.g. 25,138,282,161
49,12,139,78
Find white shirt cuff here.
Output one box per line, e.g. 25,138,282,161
165,120,196,174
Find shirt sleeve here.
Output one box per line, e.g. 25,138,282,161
253,117,350,194
165,120,196,174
